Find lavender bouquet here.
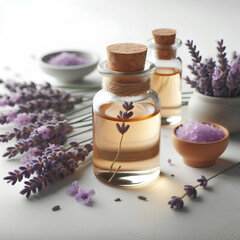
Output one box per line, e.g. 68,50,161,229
1,79,96,197
185,39,240,97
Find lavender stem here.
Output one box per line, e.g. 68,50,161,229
109,134,124,173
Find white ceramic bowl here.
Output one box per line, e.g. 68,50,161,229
188,90,240,133
39,50,99,83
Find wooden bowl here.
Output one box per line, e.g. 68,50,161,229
171,121,229,168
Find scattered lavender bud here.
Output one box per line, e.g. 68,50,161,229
66,181,79,196
171,174,175,177
52,205,61,211
184,185,197,199
197,175,208,187
168,196,184,209
167,158,172,164
138,196,147,201
75,187,95,205
115,198,122,202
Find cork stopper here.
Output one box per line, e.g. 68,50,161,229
152,29,176,45
107,43,147,72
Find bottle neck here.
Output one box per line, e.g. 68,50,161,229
99,60,156,97
148,38,182,60
102,75,150,97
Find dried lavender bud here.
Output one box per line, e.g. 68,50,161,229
52,205,61,211
184,185,197,199
4,143,93,197
217,39,229,80
226,58,240,96
138,196,147,201
186,40,202,64
212,67,228,97
3,120,73,158
197,175,208,187
116,101,134,135
171,174,175,177
115,198,122,202
168,196,184,209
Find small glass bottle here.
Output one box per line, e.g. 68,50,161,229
93,43,161,187
148,29,182,126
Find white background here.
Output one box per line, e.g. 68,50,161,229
0,0,240,240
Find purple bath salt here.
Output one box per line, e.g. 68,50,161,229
176,121,225,143
47,52,90,66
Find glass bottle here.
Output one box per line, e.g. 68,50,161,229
92,60,161,187
148,36,182,126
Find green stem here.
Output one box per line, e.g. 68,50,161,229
180,162,240,199
234,88,239,97
228,88,232,97
68,114,92,122
207,162,240,182
73,123,92,129
67,128,92,139
69,115,92,124
65,104,92,116
109,134,124,173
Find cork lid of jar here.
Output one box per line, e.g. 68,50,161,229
152,28,176,45
107,43,147,72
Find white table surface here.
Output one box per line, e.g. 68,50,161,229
0,0,240,240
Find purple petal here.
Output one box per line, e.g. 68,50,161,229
66,181,79,196
87,189,95,197
82,197,90,205
75,193,83,203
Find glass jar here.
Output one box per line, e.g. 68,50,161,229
147,38,182,126
92,60,161,187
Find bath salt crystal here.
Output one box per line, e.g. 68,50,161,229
47,52,90,66
176,121,225,143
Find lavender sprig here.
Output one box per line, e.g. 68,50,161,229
185,39,239,97
185,40,202,64
3,120,73,158
4,143,93,198
108,102,134,182
226,58,240,96
168,162,240,210
217,39,229,79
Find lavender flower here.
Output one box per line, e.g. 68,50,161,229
66,181,79,196
116,102,134,135
168,196,184,209
5,110,18,122
226,58,240,96
4,143,93,197
109,102,134,177
75,187,95,204
185,39,239,98
14,113,31,127
185,40,202,64
20,147,40,164
217,39,229,79
184,185,197,199
3,120,73,158
0,96,9,106
212,67,228,97
168,162,240,210
37,125,51,140
197,175,208,187
9,92,21,104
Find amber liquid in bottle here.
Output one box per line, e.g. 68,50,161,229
93,102,161,186
151,67,182,125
